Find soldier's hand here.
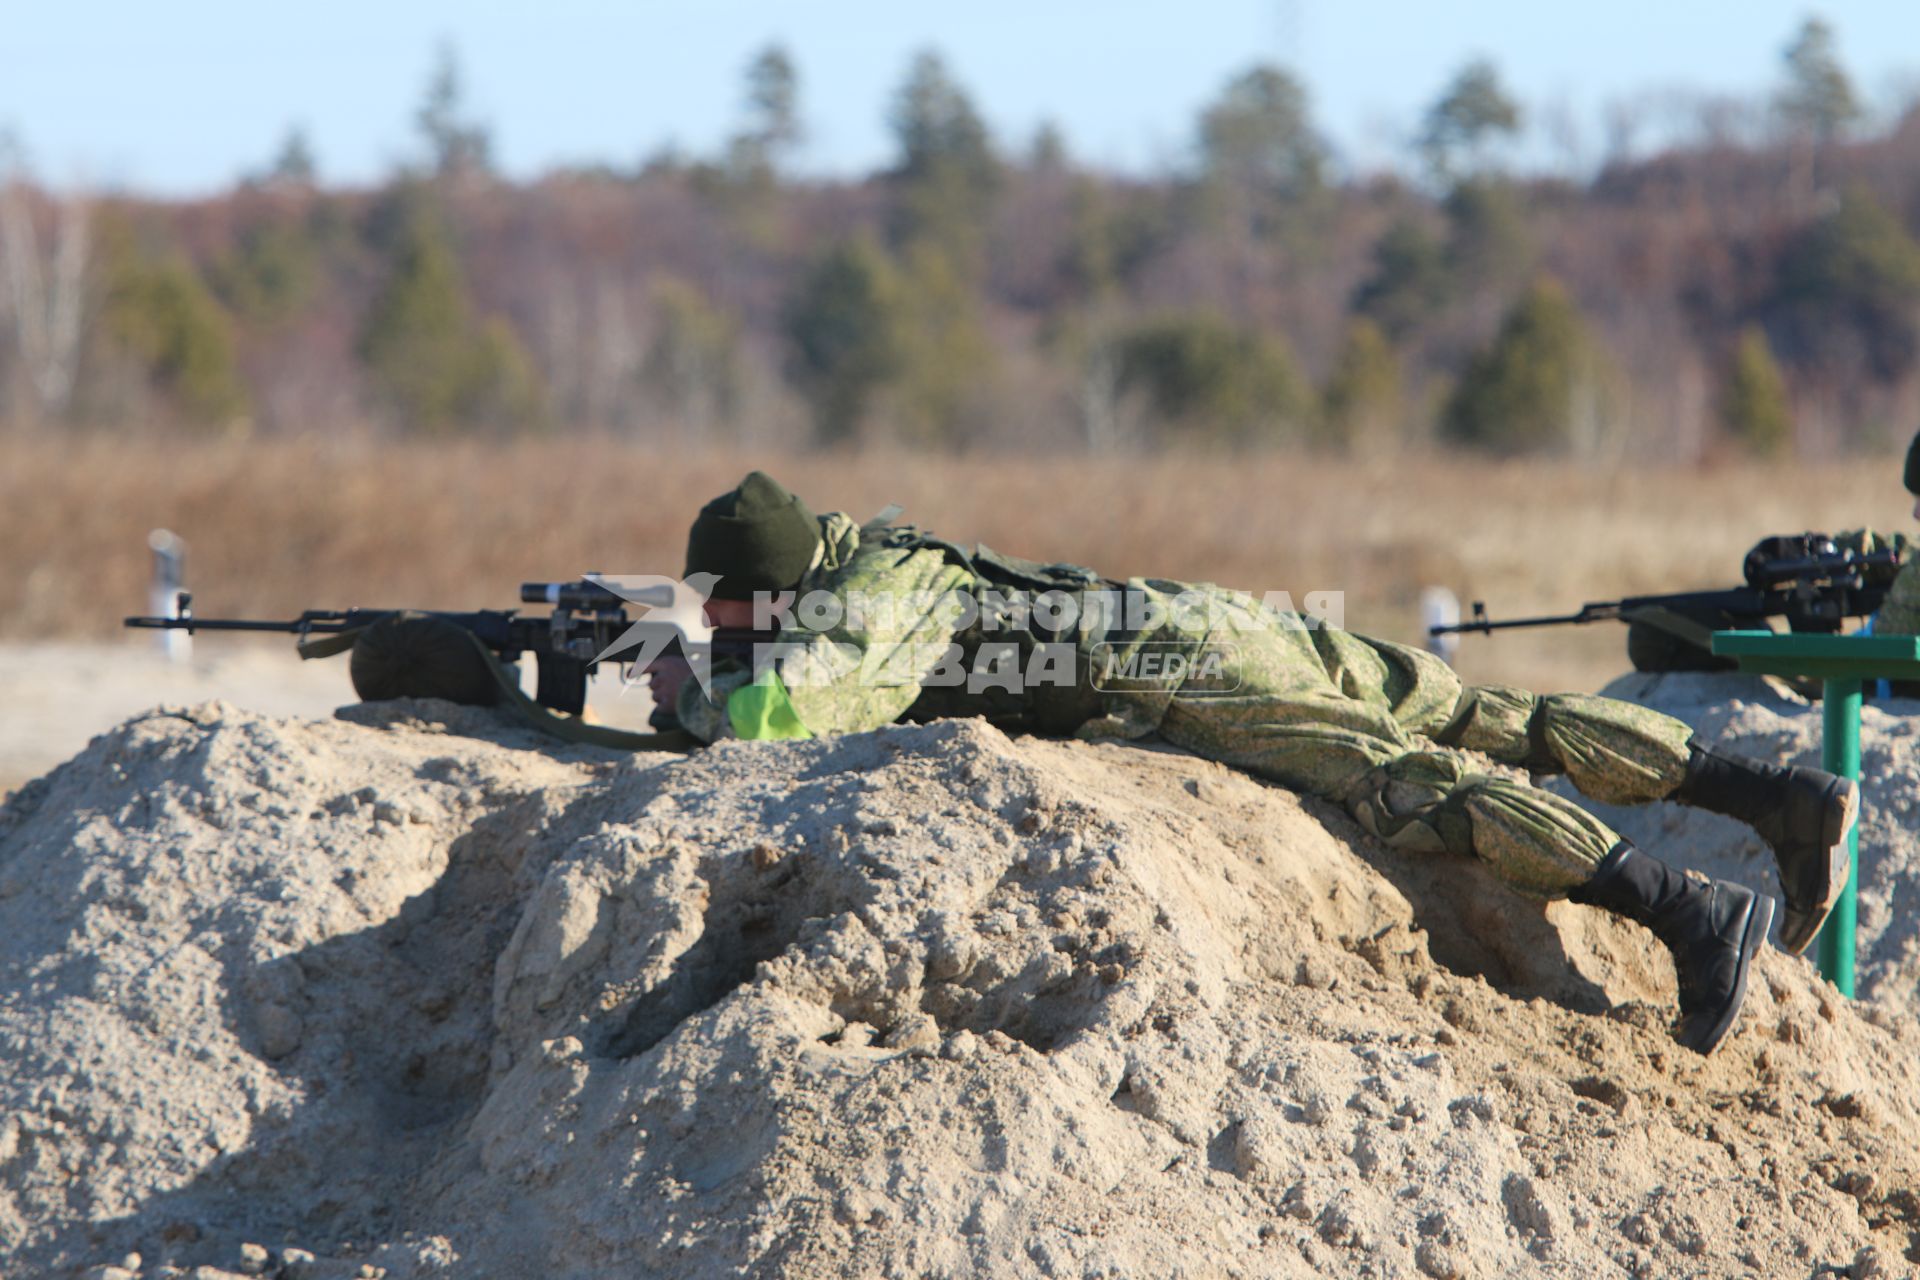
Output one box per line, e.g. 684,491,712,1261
647,656,693,713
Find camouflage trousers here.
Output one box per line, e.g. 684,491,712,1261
1155,598,1695,897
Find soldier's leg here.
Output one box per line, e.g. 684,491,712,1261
1152,598,1437,796
1433,683,1855,954
1158,608,1776,1053
1429,684,1694,805
1342,748,1618,896
1158,698,1772,1055
1669,745,1856,955
1338,749,1772,1054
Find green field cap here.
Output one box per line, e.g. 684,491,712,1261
685,471,821,600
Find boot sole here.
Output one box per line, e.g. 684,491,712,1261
1779,778,1859,956
1680,892,1775,1055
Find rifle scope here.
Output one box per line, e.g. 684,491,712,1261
521,580,678,611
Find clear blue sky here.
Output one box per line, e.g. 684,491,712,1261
3,2,1915,194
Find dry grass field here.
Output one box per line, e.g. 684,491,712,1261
3,435,1913,695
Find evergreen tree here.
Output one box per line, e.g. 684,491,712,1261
1353,218,1452,339
1777,17,1860,142
1443,177,1533,293
782,237,903,443
744,46,801,165
213,217,320,326
102,242,250,428
266,126,316,186
1774,185,1920,378
887,50,1000,259
891,50,996,188
358,215,473,429
710,44,803,245
1778,186,1920,313
1441,277,1600,454
642,278,741,432
416,43,492,179
1321,318,1402,452
463,317,546,431
886,241,997,447
1419,59,1522,184
1028,122,1070,174
1113,312,1316,446
1720,326,1794,458
725,45,801,183
1060,177,1119,304
357,213,542,431
1198,65,1326,205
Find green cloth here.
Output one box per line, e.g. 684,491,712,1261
728,669,814,740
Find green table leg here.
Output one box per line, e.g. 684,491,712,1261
1818,677,1862,998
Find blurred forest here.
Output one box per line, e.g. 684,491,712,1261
4,17,1920,458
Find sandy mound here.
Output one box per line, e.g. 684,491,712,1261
0,641,661,800
3,700,1919,1279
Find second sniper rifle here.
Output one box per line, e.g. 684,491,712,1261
125,579,779,722
1430,534,1902,671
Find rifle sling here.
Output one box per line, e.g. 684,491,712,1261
1618,605,1718,649
1619,604,1828,699
295,631,360,660
298,625,700,753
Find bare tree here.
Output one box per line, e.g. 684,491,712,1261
1537,96,1589,181
1076,334,1121,452
0,138,90,425
1601,96,1651,169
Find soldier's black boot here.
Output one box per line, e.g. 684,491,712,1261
1671,741,1858,956
1569,842,1776,1055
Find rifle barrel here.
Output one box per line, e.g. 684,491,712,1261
1429,605,1616,636
124,615,357,634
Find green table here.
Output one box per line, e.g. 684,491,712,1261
1708,630,1920,996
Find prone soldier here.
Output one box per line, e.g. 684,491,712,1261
651,471,1863,1056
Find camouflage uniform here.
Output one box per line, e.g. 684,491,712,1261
678,516,1696,898
1844,531,1920,635
1880,568,1920,634
1829,530,1920,644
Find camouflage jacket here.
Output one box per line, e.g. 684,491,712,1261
674,514,1252,743
1838,529,1920,634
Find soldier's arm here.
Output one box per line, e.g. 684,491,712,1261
1309,626,1461,736
1878,560,1920,636
673,664,755,742
1833,529,1920,635
679,542,973,742
1835,528,1911,558
770,543,973,737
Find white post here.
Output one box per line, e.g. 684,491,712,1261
1422,586,1461,667
148,529,189,664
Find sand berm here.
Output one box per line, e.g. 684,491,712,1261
3,676,1919,1279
